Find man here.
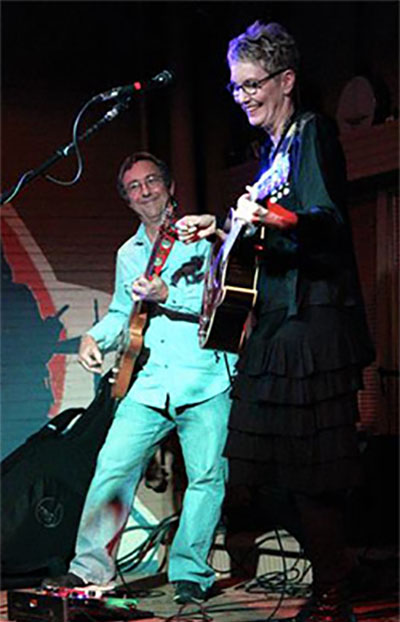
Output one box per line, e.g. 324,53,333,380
43,152,236,605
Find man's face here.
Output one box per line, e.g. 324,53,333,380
229,60,287,132
122,159,174,226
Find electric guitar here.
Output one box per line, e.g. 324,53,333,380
109,197,178,399
198,152,292,353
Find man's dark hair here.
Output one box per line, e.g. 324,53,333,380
117,151,172,202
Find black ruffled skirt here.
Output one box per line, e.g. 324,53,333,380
225,305,374,494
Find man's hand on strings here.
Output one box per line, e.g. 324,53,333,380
79,334,103,374
175,214,217,244
132,275,169,303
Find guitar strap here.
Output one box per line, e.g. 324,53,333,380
150,227,177,279
145,197,179,280
267,109,308,169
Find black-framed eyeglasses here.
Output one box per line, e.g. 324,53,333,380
226,68,288,99
126,174,164,195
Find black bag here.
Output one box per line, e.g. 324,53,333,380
1,373,116,588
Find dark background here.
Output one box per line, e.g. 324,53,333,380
2,1,399,293
3,4,398,173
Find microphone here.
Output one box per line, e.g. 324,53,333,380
95,69,175,102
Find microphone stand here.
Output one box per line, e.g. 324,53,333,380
0,96,133,206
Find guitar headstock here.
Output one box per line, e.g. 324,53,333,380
250,152,291,202
160,196,179,233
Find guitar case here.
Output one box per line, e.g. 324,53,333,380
1,372,116,588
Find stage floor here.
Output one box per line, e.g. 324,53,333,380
1,574,398,622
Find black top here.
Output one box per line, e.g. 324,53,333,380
244,111,367,319
223,113,374,494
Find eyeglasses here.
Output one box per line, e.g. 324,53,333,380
226,68,287,99
125,174,164,195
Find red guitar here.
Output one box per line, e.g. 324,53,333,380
109,197,178,399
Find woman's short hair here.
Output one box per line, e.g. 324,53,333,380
227,21,300,75
117,151,172,202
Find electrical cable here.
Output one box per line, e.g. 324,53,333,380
2,169,35,204
164,603,213,622
245,528,288,622
44,96,97,186
207,525,312,621
243,548,310,598
111,511,180,603
111,512,217,620
211,524,310,590
112,509,313,620
116,513,179,575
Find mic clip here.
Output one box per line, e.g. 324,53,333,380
95,88,132,103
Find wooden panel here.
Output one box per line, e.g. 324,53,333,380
375,190,399,433
341,120,399,182
349,196,379,429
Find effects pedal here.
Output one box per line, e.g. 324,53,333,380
7,588,153,621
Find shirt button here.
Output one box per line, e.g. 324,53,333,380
160,339,165,344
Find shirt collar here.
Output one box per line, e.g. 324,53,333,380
133,223,150,246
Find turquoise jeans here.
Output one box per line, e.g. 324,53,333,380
70,390,230,590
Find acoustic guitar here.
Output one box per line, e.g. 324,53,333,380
198,152,293,353
109,197,178,399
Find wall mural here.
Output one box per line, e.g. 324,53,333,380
1,204,112,455
1,204,167,574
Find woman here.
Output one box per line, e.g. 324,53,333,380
176,21,375,622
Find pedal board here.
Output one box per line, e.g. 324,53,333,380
7,588,154,621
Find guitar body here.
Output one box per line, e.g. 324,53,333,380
199,147,293,353
111,302,148,399
199,232,261,353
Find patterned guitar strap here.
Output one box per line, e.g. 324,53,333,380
145,198,178,279
268,110,314,201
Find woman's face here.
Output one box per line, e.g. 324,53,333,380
229,60,289,134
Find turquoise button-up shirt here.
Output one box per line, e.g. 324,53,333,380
89,224,237,408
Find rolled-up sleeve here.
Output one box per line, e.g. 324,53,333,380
88,250,136,351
